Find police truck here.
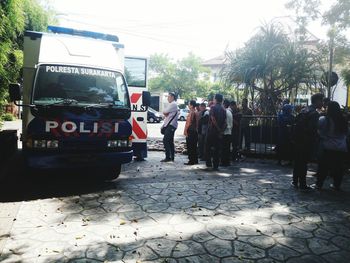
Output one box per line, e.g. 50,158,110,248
9,26,150,180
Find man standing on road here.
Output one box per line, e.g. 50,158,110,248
205,94,226,171
184,100,199,165
221,99,233,166
198,103,209,161
240,98,253,151
292,93,324,190
161,92,179,162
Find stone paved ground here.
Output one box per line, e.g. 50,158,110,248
0,151,350,263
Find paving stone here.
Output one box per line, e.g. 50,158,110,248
206,225,237,240
286,254,327,263
146,238,177,257
271,213,302,225
172,240,205,258
177,254,219,263
86,244,123,261
204,238,233,257
235,225,261,236
268,244,300,261
233,240,265,259
222,256,254,263
313,227,336,240
331,236,350,251
192,231,215,243
246,236,275,249
276,237,310,254
283,225,313,239
321,250,350,263
308,237,340,255
123,245,159,261
1,151,350,262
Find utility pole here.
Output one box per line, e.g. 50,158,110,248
328,27,335,99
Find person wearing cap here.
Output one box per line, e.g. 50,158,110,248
161,92,179,162
205,93,226,171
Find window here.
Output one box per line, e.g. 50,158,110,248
124,58,147,88
33,65,129,107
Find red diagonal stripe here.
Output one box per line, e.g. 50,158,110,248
130,93,142,104
133,118,147,139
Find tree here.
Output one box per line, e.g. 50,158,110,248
286,0,350,98
0,0,55,117
221,23,322,114
149,53,210,100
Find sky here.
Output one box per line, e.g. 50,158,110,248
49,0,336,61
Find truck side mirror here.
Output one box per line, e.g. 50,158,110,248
142,91,151,107
9,83,21,102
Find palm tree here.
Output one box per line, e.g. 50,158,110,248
221,22,322,114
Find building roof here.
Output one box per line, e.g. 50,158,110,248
202,55,225,66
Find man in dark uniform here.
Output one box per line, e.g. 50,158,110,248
205,94,226,171
292,93,324,190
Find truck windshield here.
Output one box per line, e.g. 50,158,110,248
33,65,129,107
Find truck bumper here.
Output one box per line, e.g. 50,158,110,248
25,150,133,169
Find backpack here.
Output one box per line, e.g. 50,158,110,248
293,108,318,144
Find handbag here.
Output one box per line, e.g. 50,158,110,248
161,112,177,135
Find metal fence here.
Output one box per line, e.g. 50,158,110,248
238,115,279,156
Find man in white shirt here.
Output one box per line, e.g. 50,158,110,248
161,92,179,162
221,99,233,166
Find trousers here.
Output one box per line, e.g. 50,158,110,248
163,125,176,160
206,133,222,168
186,130,198,164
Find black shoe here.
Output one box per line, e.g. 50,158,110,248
330,184,341,191
184,162,195,165
311,184,322,190
213,167,219,171
299,185,312,191
206,163,212,168
161,158,172,162
290,181,298,189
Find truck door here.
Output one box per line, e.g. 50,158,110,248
125,57,148,160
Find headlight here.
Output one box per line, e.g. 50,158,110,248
107,139,132,148
33,139,59,148
47,140,59,148
33,140,47,148
107,140,118,148
118,140,128,147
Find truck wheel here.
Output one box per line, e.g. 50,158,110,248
102,165,121,181
149,117,155,123
179,116,185,121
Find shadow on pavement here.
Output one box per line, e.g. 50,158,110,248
0,151,115,202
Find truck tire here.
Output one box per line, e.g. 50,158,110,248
179,116,185,121
101,165,121,181
149,117,155,123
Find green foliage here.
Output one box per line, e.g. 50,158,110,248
0,0,54,120
341,68,350,87
1,113,15,121
149,53,210,100
221,23,323,114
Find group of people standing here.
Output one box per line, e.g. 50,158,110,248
291,93,348,191
161,92,349,191
161,92,252,171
